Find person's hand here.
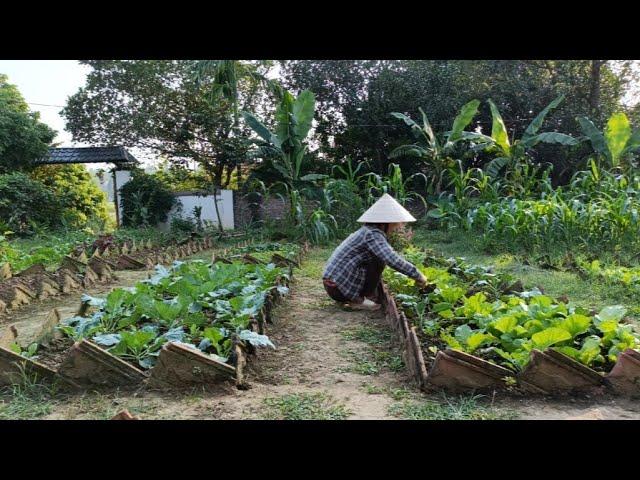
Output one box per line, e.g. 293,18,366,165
415,273,428,288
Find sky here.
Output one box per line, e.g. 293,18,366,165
0,60,91,146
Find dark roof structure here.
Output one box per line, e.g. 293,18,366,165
39,147,139,165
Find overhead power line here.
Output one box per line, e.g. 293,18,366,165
27,102,64,108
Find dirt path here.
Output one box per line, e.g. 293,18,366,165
208,248,411,420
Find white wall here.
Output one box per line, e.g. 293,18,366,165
159,190,235,231
114,170,132,224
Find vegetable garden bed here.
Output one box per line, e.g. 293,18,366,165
0,241,307,391
380,245,640,397
0,235,217,316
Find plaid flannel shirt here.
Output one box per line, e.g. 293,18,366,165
322,225,420,300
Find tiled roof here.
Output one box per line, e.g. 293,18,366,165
39,147,139,165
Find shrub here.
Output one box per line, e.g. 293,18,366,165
0,172,63,235
170,215,196,236
30,164,110,230
119,171,177,227
152,161,211,192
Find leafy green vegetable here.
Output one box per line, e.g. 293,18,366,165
57,242,299,370
386,244,640,372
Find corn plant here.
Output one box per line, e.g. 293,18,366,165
364,163,428,210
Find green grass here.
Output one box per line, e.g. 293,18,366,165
297,245,334,280
341,324,393,346
262,392,350,420
362,383,385,395
413,228,640,322
0,391,54,419
0,369,59,420
388,393,518,420
361,383,412,400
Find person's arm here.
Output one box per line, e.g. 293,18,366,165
367,229,424,282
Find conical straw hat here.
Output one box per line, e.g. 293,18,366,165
357,193,416,223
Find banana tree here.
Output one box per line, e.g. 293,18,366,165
242,89,324,224
389,99,481,194
577,112,640,170
462,95,578,179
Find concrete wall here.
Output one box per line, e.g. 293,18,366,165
159,190,235,231
114,170,132,225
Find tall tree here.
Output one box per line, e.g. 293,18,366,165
62,61,270,188
0,74,56,173
589,60,605,116
282,60,634,181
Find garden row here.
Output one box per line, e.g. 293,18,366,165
380,245,640,396
0,241,306,391
0,229,187,281
0,235,218,316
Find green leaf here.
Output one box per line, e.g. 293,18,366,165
579,336,603,365
459,292,493,317
241,111,274,144
488,99,510,154
523,95,564,139
491,315,518,335
485,157,510,178
292,90,315,140
466,332,495,352
522,132,578,148
433,302,453,312
138,357,156,369
554,346,581,361
605,112,632,167
93,333,122,346
440,332,462,350
388,145,429,159
558,313,591,337
448,99,480,143
390,112,427,142
439,286,466,304
239,330,275,349
596,320,618,334
577,116,609,159
154,301,182,323
597,305,627,323
419,107,439,150
454,324,473,343
531,327,572,350
460,131,495,145
299,173,329,182
271,161,292,180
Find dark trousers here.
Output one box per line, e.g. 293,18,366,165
324,257,385,303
